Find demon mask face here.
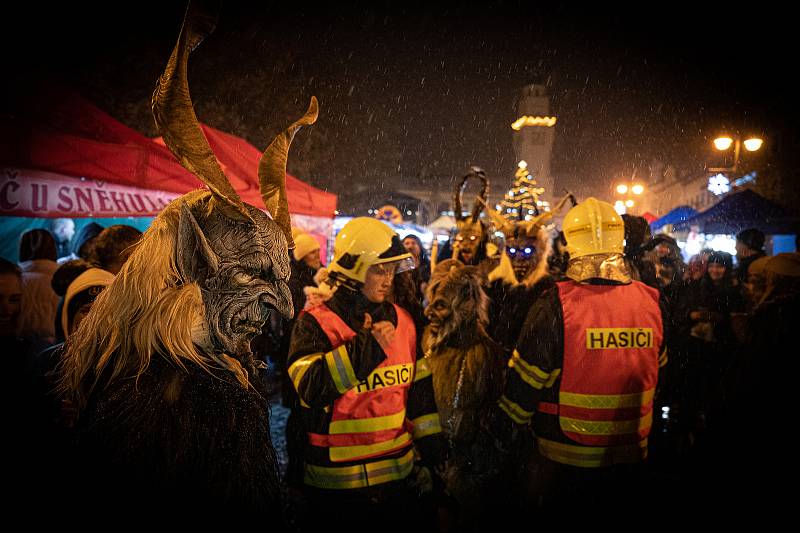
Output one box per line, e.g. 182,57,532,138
505,234,539,280
424,259,488,352
451,167,489,266
155,4,318,356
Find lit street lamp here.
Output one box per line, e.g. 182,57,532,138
708,134,763,173
614,178,645,214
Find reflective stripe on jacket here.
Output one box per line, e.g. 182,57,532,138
538,281,662,456
305,303,416,463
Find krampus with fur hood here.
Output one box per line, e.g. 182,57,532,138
59,3,316,518
422,259,506,524
482,193,576,352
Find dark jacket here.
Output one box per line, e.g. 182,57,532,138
287,286,445,473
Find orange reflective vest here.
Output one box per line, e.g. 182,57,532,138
305,304,416,463
539,281,662,449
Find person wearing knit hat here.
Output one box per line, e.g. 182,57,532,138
62,268,115,336
292,232,321,270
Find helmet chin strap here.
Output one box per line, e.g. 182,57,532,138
328,270,363,293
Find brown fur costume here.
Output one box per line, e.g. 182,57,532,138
422,260,506,521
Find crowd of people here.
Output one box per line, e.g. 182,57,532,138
6,196,800,525
7,6,798,525
5,195,799,526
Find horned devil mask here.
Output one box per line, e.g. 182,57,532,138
451,167,490,265
154,4,318,357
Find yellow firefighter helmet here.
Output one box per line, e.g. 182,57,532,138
329,217,414,284
562,197,625,258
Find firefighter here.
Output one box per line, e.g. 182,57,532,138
287,217,446,526
493,197,669,511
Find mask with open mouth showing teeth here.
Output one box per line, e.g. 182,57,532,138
148,4,318,361
451,167,490,267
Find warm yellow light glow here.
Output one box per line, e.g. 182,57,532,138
616,184,628,194
511,115,558,130
714,137,734,151
743,138,763,152
518,160,528,169
632,184,644,195
625,199,635,208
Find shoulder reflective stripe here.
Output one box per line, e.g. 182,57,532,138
560,412,653,436
325,345,358,393
414,358,432,381
329,409,407,435
328,432,413,462
411,413,442,439
536,437,648,468
559,389,655,409
659,348,668,368
498,395,534,424
303,449,415,490
288,353,323,407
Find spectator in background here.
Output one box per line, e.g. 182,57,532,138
735,228,766,284
273,231,324,489
402,234,431,306
0,258,24,341
622,214,657,287
18,229,60,345
679,251,745,425
60,222,104,264
49,218,75,260
686,249,714,282
89,225,142,274
51,259,93,343
61,268,116,339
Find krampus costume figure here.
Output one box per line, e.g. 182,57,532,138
448,167,492,268
422,259,507,528
59,5,316,518
482,193,576,352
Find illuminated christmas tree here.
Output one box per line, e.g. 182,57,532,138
498,161,548,221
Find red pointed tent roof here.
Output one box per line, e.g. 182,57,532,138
156,122,337,217
1,87,335,217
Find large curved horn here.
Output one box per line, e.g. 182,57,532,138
469,166,489,223
476,196,514,236
453,173,468,222
152,1,251,221
259,97,319,250
519,189,577,237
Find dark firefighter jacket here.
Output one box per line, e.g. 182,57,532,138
288,286,445,490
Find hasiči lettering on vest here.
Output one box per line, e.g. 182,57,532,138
355,363,413,393
585,328,653,349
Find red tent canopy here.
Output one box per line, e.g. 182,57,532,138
155,123,336,218
641,211,657,224
1,87,336,218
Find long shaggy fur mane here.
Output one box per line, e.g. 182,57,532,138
60,191,246,409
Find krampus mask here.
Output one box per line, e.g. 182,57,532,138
451,167,490,266
484,192,575,283
154,5,318,358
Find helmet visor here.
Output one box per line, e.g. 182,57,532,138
374,253,416,274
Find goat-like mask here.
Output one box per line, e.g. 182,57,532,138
452,167,489,265
155,2,317,356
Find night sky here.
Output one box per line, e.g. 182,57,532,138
5,2,794,205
